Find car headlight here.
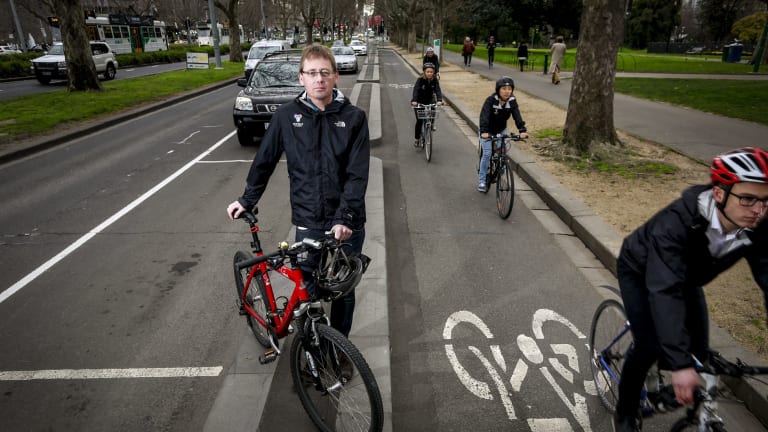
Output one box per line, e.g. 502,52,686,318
57,61,66,68
235,96,253,111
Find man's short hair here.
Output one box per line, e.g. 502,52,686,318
301,43,337,72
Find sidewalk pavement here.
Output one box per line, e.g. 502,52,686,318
393,43,768,427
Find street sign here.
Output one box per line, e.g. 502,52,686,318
186,52,209,69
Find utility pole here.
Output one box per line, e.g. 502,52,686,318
9,0,28,51
753,19,768,74
260,0,267,39
207,0,222,68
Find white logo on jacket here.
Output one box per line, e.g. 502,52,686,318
292,113,303,127
334,121,346,128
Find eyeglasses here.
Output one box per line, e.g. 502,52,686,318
301,69,333,78
730,192,768,208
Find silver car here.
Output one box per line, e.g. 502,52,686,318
349,40,367,56
332,46,359,73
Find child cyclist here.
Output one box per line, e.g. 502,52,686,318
477,76,528,192
410,62,443,147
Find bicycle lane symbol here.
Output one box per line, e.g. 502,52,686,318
443,309,593,432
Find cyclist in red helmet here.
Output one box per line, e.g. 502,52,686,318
613,147,768,431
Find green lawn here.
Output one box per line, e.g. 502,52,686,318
614,78,768,126
0,62,242,144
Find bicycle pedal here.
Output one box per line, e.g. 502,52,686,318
259,349,278,364
237,301,247,316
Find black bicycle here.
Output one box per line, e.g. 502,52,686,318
589,298,768,432
477,134,520,219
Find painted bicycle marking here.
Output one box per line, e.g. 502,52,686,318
387,83,414,89
444,309,593,432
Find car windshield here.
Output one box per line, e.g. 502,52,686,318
48,44,65,55
248,45,281,60
332,47,355,56
350,41,363,46
249,62,302,87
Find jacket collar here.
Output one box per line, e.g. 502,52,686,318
298,89,348,112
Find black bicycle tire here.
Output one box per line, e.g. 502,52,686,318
233,250,272,347
290,322,384,432
425,126,433,162
496,158,514,218
670,417,726,432
590,299,629,413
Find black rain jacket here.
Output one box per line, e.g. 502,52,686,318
619,184,768,370
238,90,370,230
411,76,442,105
479,94,527,135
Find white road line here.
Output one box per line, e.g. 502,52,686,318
0,130,237,305
0,367,223,381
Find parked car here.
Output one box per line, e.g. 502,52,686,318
30,41,118,84
332,46,358,74
349,40,367,56
233,50,304,146
0,45,22,55
244,40,292,79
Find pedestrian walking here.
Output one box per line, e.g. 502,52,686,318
549,35,566,84
517,42,528,72
462,37,475,67
486,36,496,69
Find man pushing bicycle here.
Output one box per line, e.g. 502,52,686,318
614,147,768,431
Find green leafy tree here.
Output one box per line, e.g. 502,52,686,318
698,0,746,44
625,0,681,49
733,11,768,64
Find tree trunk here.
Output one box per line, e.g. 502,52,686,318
216,0,243,62
56,0,101,92
562,0,627,153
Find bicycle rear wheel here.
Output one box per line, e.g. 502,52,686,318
495,157,514,218
424,125,433,162
290,322,384,432
233,251,272,348
590,299,631,413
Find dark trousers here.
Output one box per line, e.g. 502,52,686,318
615,259,709,418
463,53,472,66
295,227,365,338
488,54,494,67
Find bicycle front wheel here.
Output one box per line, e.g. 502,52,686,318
424,126,433,162
290,322,384,432
495,158,514,218
670,417,727,432
234,251,272,348
590,299,631,413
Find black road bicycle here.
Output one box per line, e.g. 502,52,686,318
477,134,520,219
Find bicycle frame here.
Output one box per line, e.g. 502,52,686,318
236,213,324,348
598,322,632,384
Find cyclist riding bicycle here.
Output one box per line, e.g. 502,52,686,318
410,62,443,146
422,46,440,77
477,77,528,192
614,147,768,432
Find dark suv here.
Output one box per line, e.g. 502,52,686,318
233,49,304,145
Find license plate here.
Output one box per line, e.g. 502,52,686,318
42,72,51,76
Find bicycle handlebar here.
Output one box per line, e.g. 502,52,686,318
699,350,768,377
489,133,523,142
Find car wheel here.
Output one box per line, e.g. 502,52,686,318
104,64,116,81
237,129,255,146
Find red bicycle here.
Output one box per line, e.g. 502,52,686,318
233,209,383,432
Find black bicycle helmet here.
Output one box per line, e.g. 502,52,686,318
423,62,436,71
495,76,515,95
313,247,370,300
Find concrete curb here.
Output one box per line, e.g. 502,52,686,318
391,45,768,427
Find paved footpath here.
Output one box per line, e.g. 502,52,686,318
433,45,768,163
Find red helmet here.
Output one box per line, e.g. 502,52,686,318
711,147,768,185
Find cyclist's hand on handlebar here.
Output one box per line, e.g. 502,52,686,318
411,101,417,107
437,101,444,106
227,200,246,220
671,367,702,406
519,132,529,140
331,224,352,241
480,132,490,139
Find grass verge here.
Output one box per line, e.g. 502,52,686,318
614,78,768,127
0,62,242,144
